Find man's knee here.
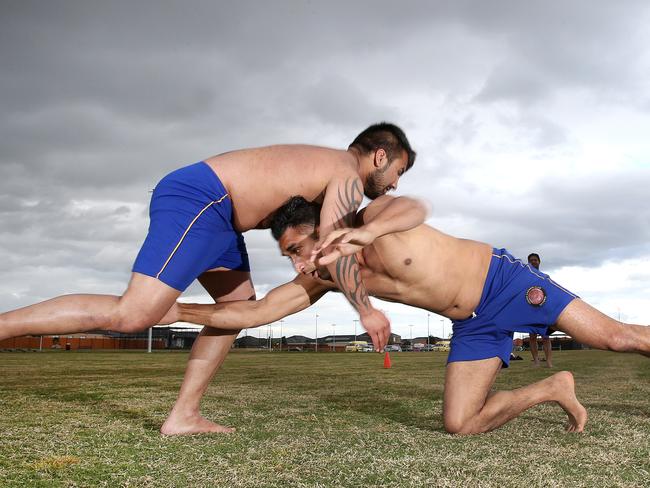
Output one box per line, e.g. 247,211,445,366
444,417,464,434
444,415,480,435
604,325,632,352
111,313,157,334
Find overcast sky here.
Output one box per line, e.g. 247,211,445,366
2,1,649,341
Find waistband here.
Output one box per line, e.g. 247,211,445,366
452,247,512,325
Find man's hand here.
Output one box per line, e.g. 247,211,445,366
312,227,377,266
360,308,391,352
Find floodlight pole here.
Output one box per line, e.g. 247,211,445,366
332,324,336,352
280,319,284,351
353,319,358,341
315,314,319,352
427,313,430,346
147,327,152,353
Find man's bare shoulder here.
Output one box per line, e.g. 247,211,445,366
356,195,396,225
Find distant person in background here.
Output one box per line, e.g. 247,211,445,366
528,253,553,368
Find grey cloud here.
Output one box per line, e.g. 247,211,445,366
471,1,650,106
427,169,650,270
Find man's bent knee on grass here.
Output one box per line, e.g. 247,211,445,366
443,358,587,434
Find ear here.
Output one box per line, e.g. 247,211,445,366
374,148,388,168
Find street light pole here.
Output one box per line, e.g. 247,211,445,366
332,324,336,352
353,319,359,341
427,313,430,345
440,319,445,339
315,314,319,353
280,319,284,352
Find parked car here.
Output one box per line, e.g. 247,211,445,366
345,341,369,352
361,344,375,352
384,344,402,352
421,344,436,352
432,343,450,352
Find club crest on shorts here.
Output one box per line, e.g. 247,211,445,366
525,286,547,306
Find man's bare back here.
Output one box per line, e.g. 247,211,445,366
206,145,357,231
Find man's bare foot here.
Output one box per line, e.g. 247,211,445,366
160,412,235,436
532,361,541,367
545,363,554,368
551,371,588,433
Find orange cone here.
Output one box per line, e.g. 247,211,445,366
383,351,392,369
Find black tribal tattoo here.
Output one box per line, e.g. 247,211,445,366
332,178,363,229
327,177,370,312
335,253,372,312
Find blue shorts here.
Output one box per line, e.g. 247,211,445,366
132,162,250,291
448,248,578,367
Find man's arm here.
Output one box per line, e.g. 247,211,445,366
168,274,332,329
318,175,389,351
315,195,428,265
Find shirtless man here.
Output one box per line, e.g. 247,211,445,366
0,123,416,435
166,195,650,434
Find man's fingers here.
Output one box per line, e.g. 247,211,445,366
339,231,358,244
314,228,351,253
370,333,380,352
318,250,342,266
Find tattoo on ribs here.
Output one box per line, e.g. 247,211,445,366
332,178,363,229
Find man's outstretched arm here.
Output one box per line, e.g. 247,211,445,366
318,175,389,351
161,275,331,329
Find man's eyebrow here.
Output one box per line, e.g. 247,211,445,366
286,243,298,253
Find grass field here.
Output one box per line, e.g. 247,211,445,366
1,349,649,487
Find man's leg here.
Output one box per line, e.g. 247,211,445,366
529,333,540,366
443,357,587,434
0,273,180,340
555,299,650,356
543,337,553,368
160,269,255,436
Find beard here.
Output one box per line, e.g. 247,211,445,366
364,167,389,199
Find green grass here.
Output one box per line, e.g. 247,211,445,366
1,350,649,487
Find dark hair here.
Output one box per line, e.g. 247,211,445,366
349,122,416,171
527,253,541,262
271,196,320,241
